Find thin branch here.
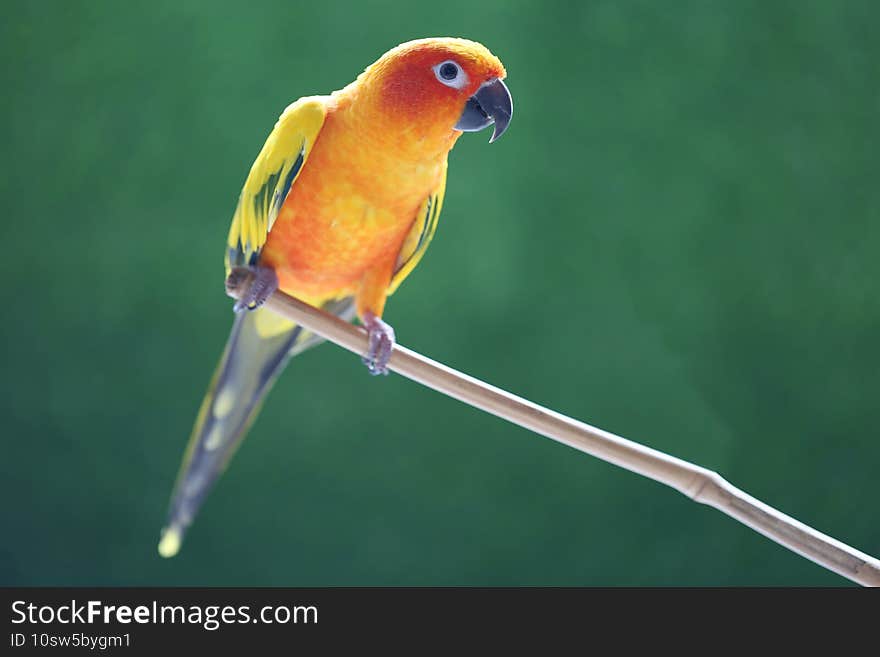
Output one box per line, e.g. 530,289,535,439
229,281,880,586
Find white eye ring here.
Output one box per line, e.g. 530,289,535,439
433,60,468,90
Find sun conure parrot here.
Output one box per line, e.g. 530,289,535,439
158,37,513,557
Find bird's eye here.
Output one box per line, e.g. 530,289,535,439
439,62,458,80
433,60,468,89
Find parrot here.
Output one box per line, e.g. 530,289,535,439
158,37,513,558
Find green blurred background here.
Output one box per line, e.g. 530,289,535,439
2,0,877,586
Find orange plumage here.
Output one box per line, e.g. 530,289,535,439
262,38,506,317
159,38,511,557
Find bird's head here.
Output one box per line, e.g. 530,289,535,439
355,37,513,144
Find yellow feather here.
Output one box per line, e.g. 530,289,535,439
388,160,447,295
225,96,327,273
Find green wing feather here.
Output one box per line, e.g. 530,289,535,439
160,104,447,558
225,96,327,272
159,98,335,558
388,160,447,295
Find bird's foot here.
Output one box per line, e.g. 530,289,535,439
226,265,278,313
361,312,396,376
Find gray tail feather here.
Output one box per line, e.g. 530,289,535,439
158,299,353,557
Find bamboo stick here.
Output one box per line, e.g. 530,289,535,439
228,280,880,586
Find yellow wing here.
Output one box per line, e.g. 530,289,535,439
388,160,448,295
225,96,327,272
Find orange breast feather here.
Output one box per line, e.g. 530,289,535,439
260,103,450,309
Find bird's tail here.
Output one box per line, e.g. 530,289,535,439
158,299,353,558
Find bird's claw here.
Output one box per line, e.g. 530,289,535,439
361,312,395,376
226,266,278,313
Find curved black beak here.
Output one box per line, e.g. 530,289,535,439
454,78,513,143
